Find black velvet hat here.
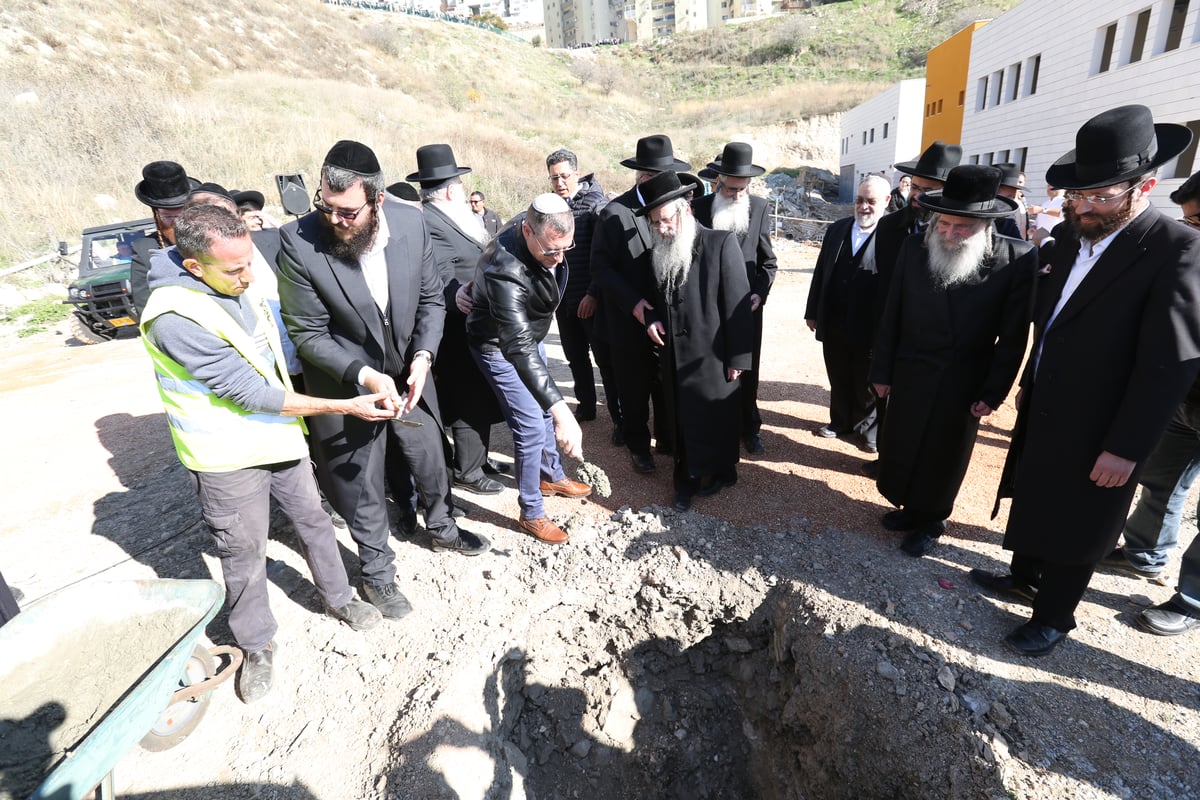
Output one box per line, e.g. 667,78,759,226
1046,104,1193,190
191,182,233,201
386,181,420,202
620,135,691,173
324,140,382,175
406,144,472,186
134,161,200,209
993,163,1022,190
894,141,963,182
635,171,697,216
705,142,764,177
916,165,1018,219
231,189,265,210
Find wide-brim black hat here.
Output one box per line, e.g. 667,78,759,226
134,161,200,209
706,142,764,177
231,189,265,210
386,181,420,202
635,171,696,216
620,134,691,173
894,141,963,182
992,163,1022,190
406,143,471,186
1046,104,1193,190
916,165,1018,219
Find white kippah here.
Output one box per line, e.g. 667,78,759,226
531,193,570,214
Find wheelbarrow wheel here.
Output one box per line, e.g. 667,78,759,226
139,644,215,752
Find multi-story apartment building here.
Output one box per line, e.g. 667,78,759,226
837,79,926,201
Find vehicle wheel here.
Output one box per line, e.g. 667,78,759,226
139,644,215,752
69,314,113,345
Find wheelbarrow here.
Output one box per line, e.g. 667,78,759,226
0,579,241,800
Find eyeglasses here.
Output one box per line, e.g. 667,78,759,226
313,189,370,221
531,230,575,257
1063,183,1142,206
548,172,575,184
469,199,484,205
717,181,750,197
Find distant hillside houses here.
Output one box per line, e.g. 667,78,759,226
841,0,1200,214
542,0,774,49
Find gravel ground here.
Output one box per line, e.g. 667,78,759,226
1,240,1198,799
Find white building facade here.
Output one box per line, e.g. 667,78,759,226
837,79,926,202
961,0,1200,213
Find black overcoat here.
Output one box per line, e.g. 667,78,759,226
871,232,1035,516
423,203,503,427
651,227,754,477
996,206,1200,564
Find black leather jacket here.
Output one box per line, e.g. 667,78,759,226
466,223,566,410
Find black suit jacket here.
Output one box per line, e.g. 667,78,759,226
691,193,777,303
590,185,655,344
998,206,1200,563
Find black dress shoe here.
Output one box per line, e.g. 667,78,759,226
611,425,626,447
673,492,692,512
363,581,414,620
482,458,511,476
880,509,917,531
574,405,597,422
432,529,491,556
899,521,946,557
237,642,274,704
743,434,765,455
1138,597,1200,636
696,476,724,497
395,508,418,537
1004,621,1067,656
453,476,504,495
969,569,1037,603
631,452,656,474
860,460,880,478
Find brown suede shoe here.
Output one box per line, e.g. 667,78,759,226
539,478,593,498
519,516,569,544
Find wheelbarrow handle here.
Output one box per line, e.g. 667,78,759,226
168,645,244,705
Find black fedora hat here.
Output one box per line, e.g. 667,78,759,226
916,165,1018,219
231,189,265,210
134,161,200,209
634,171,696,216
620,134,691,173
406,144,471,186
894,141,963,182
1046,104,1193,190
706,142,764,178
191,182,233,202
993,163,1022,190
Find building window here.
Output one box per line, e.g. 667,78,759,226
1097,22,1118,73
990,69,1004,107
1013,147,1028,172
1171,120,1200,177
969,155,979,165
1128,8,1152,63
1025,54,1041,96
958,89,965,106
1165,0,1190,52
937,99,943,113
863,131,867,145
870,128,875,143
1007,62,1021,102
976,76,988,111
996,149,1010,165
883,122,889,139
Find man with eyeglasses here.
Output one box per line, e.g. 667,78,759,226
277,140,491,624
692,142,777,456
591,134,691,476
804,174,891,455
545,148,618,435
975,105,1200,657
466,194,591,545
468,191,503,238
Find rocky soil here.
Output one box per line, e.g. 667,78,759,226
1,241,1198,800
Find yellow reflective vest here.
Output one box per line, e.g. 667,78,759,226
141,284,307,472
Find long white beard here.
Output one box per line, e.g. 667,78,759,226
710,191,750,237
925,223,992,289
438,199,487,243
650,211,697,296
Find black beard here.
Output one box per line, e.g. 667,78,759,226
321,207,379,261
1065,193,1135,241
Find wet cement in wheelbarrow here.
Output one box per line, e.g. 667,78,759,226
0,606,193,799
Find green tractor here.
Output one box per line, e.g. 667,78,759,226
64,218,155,344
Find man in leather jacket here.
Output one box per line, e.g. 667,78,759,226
466,194,591,545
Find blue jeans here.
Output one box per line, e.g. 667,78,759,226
472,344,565,520
1121,403,1200,612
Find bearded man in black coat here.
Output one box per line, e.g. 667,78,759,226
975,105,1200,657
870,166,1036,558
639,172,754,512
